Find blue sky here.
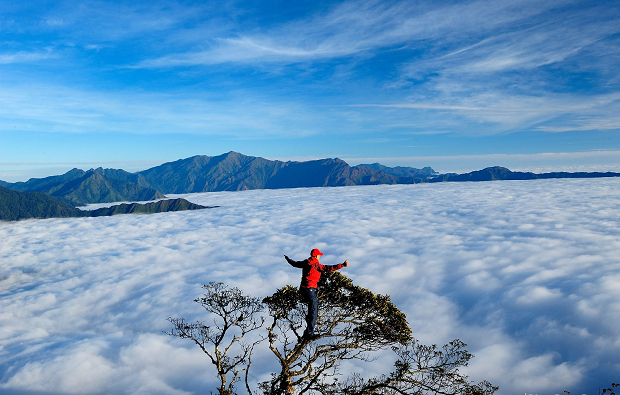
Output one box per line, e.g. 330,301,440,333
1,0,619,181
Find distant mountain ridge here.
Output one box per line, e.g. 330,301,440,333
1,152,431,202
358,163,438,178
2,153,620,209
427,166,620,182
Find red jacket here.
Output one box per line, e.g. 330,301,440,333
286,256,346,288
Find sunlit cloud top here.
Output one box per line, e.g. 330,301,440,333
1,179,620,394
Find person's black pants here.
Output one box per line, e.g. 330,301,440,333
299,287,318,336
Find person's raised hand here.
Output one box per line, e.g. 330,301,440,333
344,260,349,267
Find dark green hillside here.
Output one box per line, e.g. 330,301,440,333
0,189,211,221
0,185,84,221
88,198,211,217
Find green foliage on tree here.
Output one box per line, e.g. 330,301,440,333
260,271,412,394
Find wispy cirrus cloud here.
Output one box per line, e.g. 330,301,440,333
120,0,620,139
352,92,620,133
0,49,57,64
132,0,570,68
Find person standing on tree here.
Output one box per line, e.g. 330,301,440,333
284,248,349,340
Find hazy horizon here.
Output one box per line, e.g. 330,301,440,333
3,150,620,184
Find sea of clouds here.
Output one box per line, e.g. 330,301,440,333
1,179,619,395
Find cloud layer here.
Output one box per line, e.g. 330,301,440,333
1,179,620,394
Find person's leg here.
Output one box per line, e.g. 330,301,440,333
306,287,318,336
299,287,318,337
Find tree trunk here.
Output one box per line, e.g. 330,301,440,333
278,371,294,395
281,375,295,395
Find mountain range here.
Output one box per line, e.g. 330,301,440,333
2,152,620,217
0,152,438,205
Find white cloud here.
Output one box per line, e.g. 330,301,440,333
0,49,57,64
4,339,117,394
2,178,620,394
513,286,563,305
466,342,584,393
132,0,569,68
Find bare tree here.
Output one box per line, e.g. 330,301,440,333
167,282,265,395
325,339,498,395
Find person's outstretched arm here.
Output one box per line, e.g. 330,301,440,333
317,259,349,272
284,255,306,268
